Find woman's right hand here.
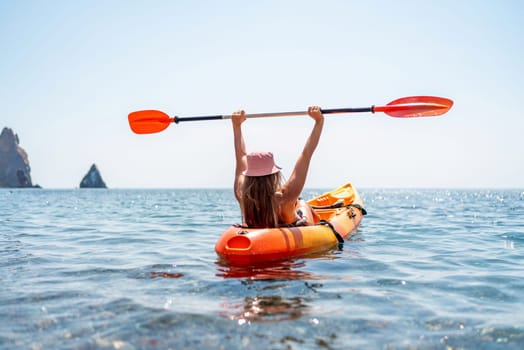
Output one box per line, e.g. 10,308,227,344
307,106,324,123
232,110,246,127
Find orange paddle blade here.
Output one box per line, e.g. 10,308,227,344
128,110,175,134
377,96,453,118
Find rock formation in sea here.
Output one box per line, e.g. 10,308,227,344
80,164,107,188
0,127,34,188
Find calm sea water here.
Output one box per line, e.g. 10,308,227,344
1,188,523,349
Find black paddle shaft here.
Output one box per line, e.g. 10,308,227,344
172,106,374,123
322,107,374,114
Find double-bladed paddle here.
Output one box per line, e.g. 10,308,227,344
128,95,453,134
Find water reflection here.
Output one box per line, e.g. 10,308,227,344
216,256,336,323
129,264,185,279
149,271,184,279
216,259,329,280
221,294,311,323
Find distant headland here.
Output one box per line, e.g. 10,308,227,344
0,127,107,189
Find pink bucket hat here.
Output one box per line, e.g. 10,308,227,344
243,151,282,177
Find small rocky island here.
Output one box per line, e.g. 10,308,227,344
0,127,37,188
80,164,107,188
2,126,108,189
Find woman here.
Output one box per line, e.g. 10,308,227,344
232,106,324,228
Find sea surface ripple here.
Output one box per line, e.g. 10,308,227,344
1,188,523,349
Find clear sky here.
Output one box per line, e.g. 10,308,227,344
1,0,523,189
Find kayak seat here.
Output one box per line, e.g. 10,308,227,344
310,199,344,210
233,216,308,229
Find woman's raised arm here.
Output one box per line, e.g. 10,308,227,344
281,106,324,201
232,110,247,202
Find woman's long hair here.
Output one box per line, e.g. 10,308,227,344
241,172,283,228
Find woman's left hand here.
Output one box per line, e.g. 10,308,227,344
307,106,324,123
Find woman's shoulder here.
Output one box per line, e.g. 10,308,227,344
275,187,297,204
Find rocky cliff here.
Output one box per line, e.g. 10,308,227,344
0,127,34,188
80,164,107,188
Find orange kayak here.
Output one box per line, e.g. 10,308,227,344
215,182,366,266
